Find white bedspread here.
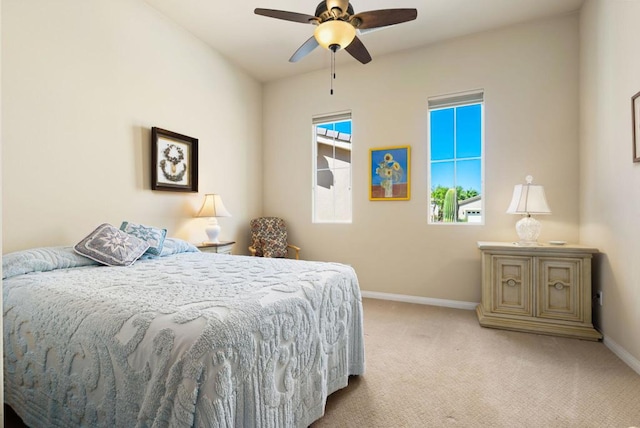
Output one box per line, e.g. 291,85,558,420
3,251,365,427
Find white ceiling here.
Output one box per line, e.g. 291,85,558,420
144,0,584,83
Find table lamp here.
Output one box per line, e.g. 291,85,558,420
196,194,231,244
506,175,551,246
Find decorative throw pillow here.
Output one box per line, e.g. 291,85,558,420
260,238,287,258
120,221,167,256
74,223,149,267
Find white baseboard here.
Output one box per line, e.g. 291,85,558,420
361,291,640,376
603,335,640,376
361,291,478,311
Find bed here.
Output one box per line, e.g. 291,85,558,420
2,238,365,427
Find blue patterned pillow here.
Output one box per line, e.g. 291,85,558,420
120,221,167,256
74,223,149,267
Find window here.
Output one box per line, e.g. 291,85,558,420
428,91,484,224
313,112,352,223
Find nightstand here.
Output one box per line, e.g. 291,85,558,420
197,241,235,255
476,241,602,341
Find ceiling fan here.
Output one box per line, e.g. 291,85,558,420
254,0,418,64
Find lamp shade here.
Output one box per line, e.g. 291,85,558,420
196,194,231,218
196,194,231,244
506,176,551,215
314,20,356,50
506,176,550,246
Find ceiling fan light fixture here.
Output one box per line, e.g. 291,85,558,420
313,20,356,50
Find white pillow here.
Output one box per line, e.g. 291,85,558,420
2,246,99,279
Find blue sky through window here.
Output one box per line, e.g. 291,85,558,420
318,121,351,134
430,104,482,193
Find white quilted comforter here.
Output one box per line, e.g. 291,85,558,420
3,250,365,427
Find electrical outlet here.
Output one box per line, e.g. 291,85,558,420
596,291,603,306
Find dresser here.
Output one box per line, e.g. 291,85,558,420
476,241,602,341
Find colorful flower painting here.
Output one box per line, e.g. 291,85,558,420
369,146,410,201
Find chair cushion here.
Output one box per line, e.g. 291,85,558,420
260,238,287,258
251,239,265,257
250,217,288,257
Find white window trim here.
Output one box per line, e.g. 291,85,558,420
427,90,485,226
312,111,353,224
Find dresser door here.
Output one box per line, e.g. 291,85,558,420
491,255,533,316
537,258,582,322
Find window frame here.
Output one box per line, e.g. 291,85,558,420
427,90,485,225
312,111,353,224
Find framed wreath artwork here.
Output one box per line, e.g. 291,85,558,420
151,127,198,192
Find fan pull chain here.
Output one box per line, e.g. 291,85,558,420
330,48,335,95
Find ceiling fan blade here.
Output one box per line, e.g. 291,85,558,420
289,36,320,63
345,36,372,64
254,8,318,24
352,9,418,30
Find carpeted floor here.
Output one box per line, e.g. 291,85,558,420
312,298,640,427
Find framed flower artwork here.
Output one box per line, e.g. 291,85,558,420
369,146,410,201
151,127,199,192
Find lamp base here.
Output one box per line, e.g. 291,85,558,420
204,218,221,244
514,216,542,246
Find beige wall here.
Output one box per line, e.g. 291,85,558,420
263,14,580,304
580,0,640,368
1,0,263,253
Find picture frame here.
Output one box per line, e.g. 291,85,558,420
633,91,640,163
151,127,199,192
369,145,411,201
